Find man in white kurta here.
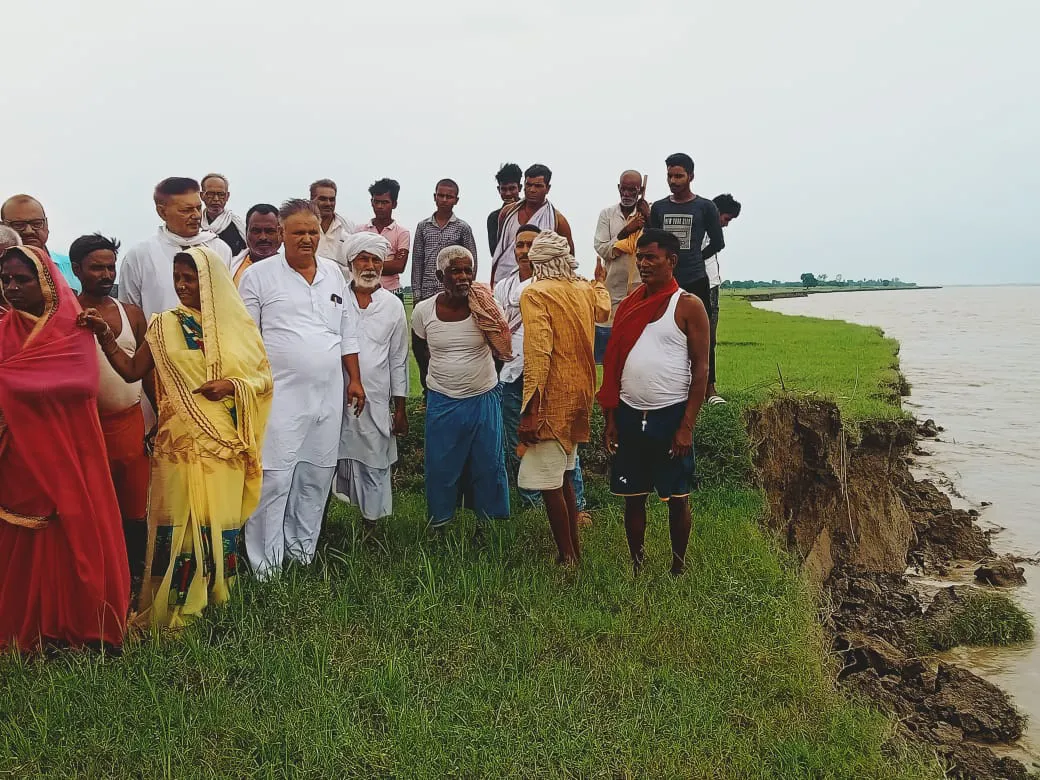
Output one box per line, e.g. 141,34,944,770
118,177,233,318
333,233,409,530
238,200,365,578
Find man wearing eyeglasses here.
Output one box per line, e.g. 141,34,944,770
1,194,81,292
200,174,247,257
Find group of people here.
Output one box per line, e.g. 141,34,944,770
0,154,741,652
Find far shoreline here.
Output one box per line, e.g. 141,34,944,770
737,286,942,302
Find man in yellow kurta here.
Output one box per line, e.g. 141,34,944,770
517,231,610,564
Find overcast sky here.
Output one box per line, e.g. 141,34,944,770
4,0,1037,286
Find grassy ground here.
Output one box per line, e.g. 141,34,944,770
717,297,906,424
0,297,942,778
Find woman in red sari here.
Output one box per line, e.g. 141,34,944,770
0,245,129,651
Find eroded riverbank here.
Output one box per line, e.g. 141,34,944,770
754,287,1039,777
748,396,1034,778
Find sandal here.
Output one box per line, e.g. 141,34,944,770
707,395,727,405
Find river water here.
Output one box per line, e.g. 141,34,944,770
755,286,1040,760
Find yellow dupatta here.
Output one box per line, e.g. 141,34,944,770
139,247,272,629
148,246,271,476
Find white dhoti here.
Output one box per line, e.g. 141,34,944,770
335,283,409,527
238,254,361,580
246,462,335,579
334,460,392,522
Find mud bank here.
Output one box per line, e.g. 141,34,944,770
748,397,1035,779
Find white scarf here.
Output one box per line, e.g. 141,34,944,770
201,209,246,240
490,200,556,285
158,225,220,249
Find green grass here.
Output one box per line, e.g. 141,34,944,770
926,590,1035,651
0,296,942,778
716,297,905,424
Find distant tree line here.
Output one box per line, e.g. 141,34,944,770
722,274,916,290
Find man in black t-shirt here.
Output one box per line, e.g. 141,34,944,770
487,163,522,255
649,153,724,318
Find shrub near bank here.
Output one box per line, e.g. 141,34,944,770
0,298,943,778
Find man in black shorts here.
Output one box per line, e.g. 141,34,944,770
598,229,710,575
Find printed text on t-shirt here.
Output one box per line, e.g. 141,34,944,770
662,214,693,250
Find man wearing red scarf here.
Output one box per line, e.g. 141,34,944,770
597,229,710,576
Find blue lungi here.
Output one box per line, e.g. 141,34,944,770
425,387,510,525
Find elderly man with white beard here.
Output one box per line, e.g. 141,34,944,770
334,233,409,536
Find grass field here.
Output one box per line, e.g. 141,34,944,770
0,297,941,778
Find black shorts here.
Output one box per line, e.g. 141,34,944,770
610,401,696,500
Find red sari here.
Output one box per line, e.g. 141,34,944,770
0,246,129,651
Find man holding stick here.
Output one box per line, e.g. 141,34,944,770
593,170,649,363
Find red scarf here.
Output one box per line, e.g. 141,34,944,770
597,278,679,410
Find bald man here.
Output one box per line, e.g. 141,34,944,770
1,194,81,292
592,170,649,362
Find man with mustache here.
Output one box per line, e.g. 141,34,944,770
118,177,233,318
239,199,365,579
333,233,409,537
231,203,282,286
489,163,575,286
648,153,724,325
200,174,247,257
598,229,710,576
593,170,649,364
310,178,357,273
71,233,150,596
412,245,511,534
1,194,80,292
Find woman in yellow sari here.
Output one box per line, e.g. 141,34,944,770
79,247,272,629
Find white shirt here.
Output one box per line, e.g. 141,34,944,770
493,272,532,385
318,213,357,277
411,296,499,399
238,254,360,470
703,233,722,288
339,286,409,469
118,228,232,318
594,203,639,319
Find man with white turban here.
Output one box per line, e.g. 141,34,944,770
517,231,609,565
334,232,409,534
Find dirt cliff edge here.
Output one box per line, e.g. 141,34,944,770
747,397,1030,779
